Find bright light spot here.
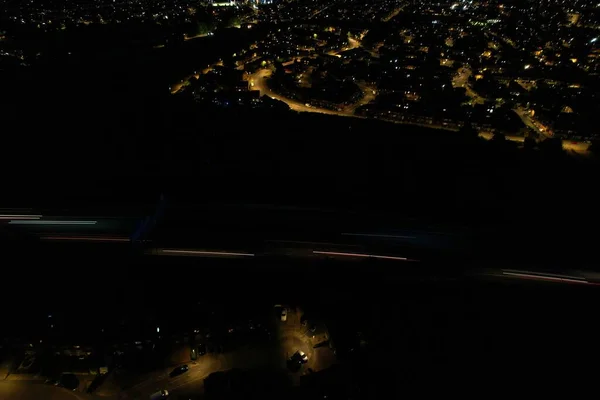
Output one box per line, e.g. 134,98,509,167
157,327,160,333
524,64,531,69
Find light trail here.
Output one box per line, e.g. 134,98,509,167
266,239,354,246
41,236,130,242
502,271,594,285
341,233,416,239
0,215,42,220
8,220,97,225
162,249,255,257
313,250,413,261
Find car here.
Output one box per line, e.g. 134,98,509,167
298,350,308,363
169,365,189,378
150,389,169,399
287,350,308,372
290,350,308,364
197,343,207,356
280,308,287,322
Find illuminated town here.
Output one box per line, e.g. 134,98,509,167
2,0,599,148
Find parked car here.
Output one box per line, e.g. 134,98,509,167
169,365,189,378
280,308,287,322
287,350,308,371
290,350,308,364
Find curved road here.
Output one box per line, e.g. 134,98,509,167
250,69,342,115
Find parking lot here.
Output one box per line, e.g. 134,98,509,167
94,305,336,399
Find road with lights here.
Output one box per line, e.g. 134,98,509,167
250,69,342,115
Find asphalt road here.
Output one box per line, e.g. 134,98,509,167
250,69,342,115
452,67,485,104
117,307,336,399
0,381,92,400
111,353,224,400
514,106,553,138
250,69,376,119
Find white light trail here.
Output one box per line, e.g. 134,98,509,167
313,250,411,261
162,249,255,257
8,220,97,225
41,236,130,242
502,271,590,285
0,215,42,220
341,233,416,239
